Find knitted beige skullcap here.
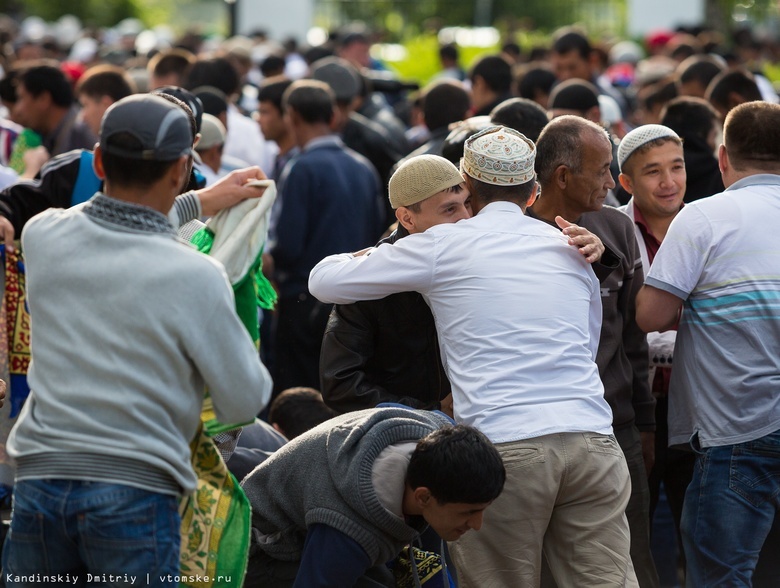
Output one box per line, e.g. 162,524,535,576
388,155,465,209
462,126,536,185
618,124,680,172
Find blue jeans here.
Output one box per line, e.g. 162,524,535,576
681,430,780,587
3,479,181,586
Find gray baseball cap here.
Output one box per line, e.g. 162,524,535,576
100,94,193,161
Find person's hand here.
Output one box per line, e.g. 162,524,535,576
555,216,604,263
0,378,6,409
439,393,454,418
0,215,15,253
20,146,50,179
640,431,655,477
196,166,271,217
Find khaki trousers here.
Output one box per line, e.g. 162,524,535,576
449,431,638,588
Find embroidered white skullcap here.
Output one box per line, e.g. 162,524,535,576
462,126,536,186
618,124,680,172
389,155,465,209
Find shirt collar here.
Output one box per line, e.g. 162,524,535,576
725,173,780,192
303,135,343,152
83,193,176,236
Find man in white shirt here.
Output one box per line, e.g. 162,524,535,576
309,126,636,587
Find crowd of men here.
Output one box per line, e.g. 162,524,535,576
0,16,776,588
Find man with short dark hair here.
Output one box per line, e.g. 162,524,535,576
636,101,780,586
13,62,96,156
75,64,136,138
147,48,196,90
269,80,383,395
2,94,272,580
489,97,549,143
468,54,513,116
705,68,763,121
256,76,296,180
242,408,505,586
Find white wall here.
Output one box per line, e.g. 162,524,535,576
627,0,705,36
236,0,313,42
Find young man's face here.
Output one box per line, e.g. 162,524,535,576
620,141,686,219
79,94,111,137
399,185,471,234
257,101,287,143
551,50,592,82
422,498,492,541
13,83,47,132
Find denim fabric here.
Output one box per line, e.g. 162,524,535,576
3,479,180,586
682,430,780,587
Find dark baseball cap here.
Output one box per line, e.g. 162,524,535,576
100,94,193,161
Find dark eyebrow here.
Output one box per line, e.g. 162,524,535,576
640,157,685,171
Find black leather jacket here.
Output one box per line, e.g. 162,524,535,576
319,226,451,412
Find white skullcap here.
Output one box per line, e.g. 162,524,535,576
196,113,227,151
617,124,680,172
462,126,536,186
389,155,464,209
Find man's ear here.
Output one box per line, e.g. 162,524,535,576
717,143,728,175
553,164,569,191
395,206,415,232
413,486,432,508
618,172,634,194
93,144,106,180
525,182,539,208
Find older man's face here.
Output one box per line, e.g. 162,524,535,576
564,132,615,214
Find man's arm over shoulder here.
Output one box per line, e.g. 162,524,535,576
309,234,436,305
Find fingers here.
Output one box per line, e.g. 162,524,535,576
231,166,267,183
554,215,573,230
0,215,15,252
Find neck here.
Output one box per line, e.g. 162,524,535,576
635,200,675,241
531,187,583,223
401,485,422,518
294,124,333,149
42,105,69,135
276,132,296,156
102,182,174,215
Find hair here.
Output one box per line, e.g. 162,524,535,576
0,69,18,104
660,96,718,143
639,79,678,115
439,43,459,63
258,76,293,113
76,64,135,102
422,80,470,132
148,48,196,81
469,55,512,94
283,80,335,125
268,387,336,440
260,54,287,78
706,69,762,112
17,62,73,107
441,118,493,165
517,65,557,104
490,97,549,143
183,57,241,98
552,29,592,60
406,425,505,505
677,55,724,91
469,176,535,208
723,101,780,171
193,86,229,118
101,132,178,189
548,79,600,112
535,115,609,185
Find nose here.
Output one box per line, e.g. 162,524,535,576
605,173,616,190
455,205,471,221
659,169,674,188
468,511,484,531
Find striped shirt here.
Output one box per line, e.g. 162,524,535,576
645,174,780,448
